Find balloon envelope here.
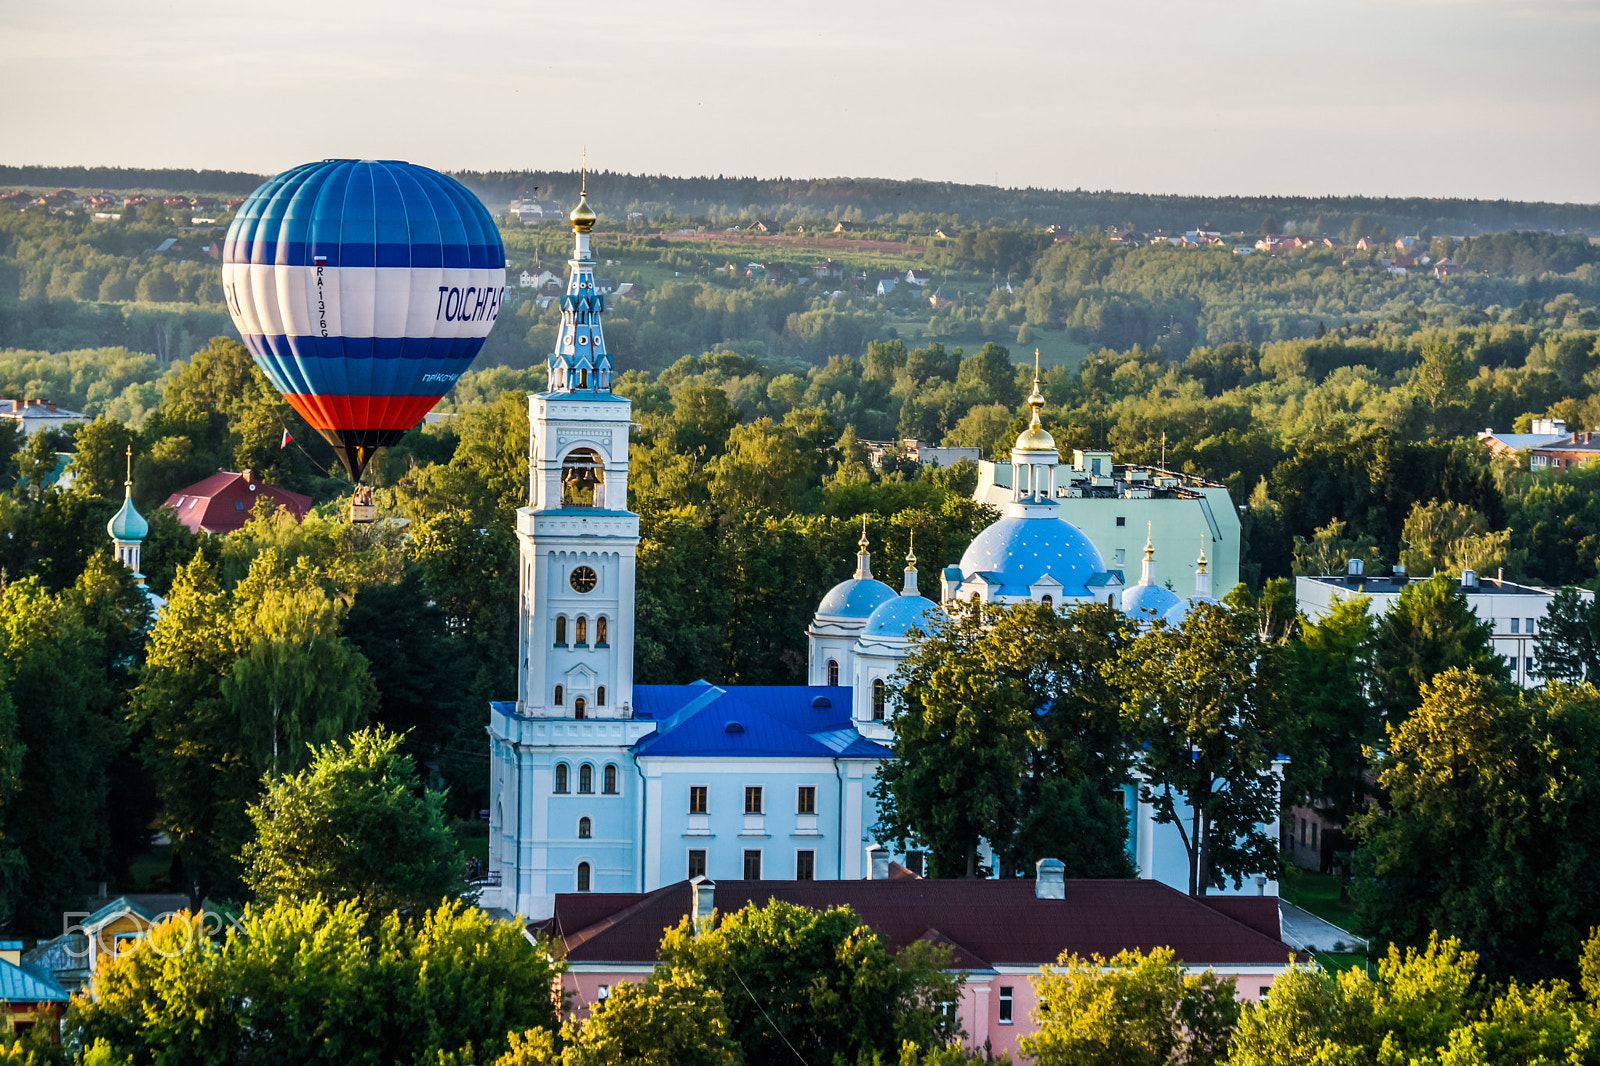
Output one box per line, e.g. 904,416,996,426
222,159,506,479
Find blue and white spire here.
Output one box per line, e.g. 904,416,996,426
546,167,613,394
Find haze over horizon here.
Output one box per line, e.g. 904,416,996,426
2,0,1597,205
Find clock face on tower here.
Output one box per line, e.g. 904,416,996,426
569,565,598,594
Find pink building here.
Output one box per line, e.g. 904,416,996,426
532,860,1296,1060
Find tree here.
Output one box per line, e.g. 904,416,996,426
1112,603,1288,896
1286,594,1379,824
68,898,562,1065
0,576,122,933
1534,586,1599,683
1352,671,1600,983
1373,573,1507,722
1019,946,1238,1066
243,728,464,914
68,415,137,499
655,899,963,1064
1397,499,1516,578
1229,936,1600,1066
875,601,1135,879
133,549,375,906
1289,517,1381,577
557,968,740,1066
954,343,1021,409
706,417,813,513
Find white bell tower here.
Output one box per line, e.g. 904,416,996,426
490,176,650,920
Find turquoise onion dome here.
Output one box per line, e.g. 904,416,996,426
107,493,148,541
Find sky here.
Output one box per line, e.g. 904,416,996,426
2,0,1598,203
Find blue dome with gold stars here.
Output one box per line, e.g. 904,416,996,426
957,513,1106,598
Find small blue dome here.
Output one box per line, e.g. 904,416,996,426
107,496,149,541
1123,582,1182,620
1163,595,1218,627
816,577,897,619
862,594,941,638
957,513,1106,597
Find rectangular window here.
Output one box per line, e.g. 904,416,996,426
688,850,707,879
1527,617,1536,634
743,849,762,880
1509,657,1519,674
1115,515,1126,526
689,786,708,814
797,786,816,814
796,850,815,880
745,786,763,814
1310,823,1319,849
999,986,1014,1023
1511,617,1520,634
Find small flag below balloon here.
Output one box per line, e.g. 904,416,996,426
281,428,293,449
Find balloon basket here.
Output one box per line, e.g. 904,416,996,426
350,485,376,524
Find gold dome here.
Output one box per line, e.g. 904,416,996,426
570,194,596,233
1015,417,1056,451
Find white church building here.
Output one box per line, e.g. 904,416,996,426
482,193,1276,921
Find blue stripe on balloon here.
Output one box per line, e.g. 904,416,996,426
239,333,491,396
224,160,503,269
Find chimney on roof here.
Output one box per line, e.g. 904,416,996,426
45,401,56,413
241,468,254,484
1461,569,1478,589
866,844,889,881
691,875,716,935
1347,558,1364,577
1035,857,1065,900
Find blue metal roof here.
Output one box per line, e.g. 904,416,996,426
862,594,941,638
0,958,68,1003
1123,582,1182,620
633,685,890,759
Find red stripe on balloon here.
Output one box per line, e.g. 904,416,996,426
282,393,445,432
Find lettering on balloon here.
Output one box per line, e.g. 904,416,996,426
434,285,505,323
314,257,330,337
420,373,461,383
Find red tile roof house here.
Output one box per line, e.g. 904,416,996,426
163,469,313,534
532,859,1296,1061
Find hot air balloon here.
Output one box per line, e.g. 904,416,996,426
222,159,506,481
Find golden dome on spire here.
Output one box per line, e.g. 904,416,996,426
858,515,870,553
1014,350,1056,451
1144,521,1155,561
570,158,596,233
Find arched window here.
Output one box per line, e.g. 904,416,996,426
604,764,618,794
555,616,567,645
578,817,592,839
554,764,569,793
597,686,607,707
872,679,886,721
554,685,564,706
574,697,587,720
577,862,590,892
575,616,587,645
579,764,594,793
596,616,608,645
1042,594,1053,608
827,659,839,686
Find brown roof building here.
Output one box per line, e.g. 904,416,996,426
534,866,1295,1059
163,469,313,534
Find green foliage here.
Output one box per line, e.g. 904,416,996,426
556,969,740,1066
1352,672,1600,983
1285,594,1379,822
1020,946,1239,1066
655,899,964,1063
1228,936,1600,1066
67,897,562,1066
1372,574,1507,722
1113,603,1290,896
1533,586,1600,683
243,728,464,914
132,548,376,905
873,601,1135,879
